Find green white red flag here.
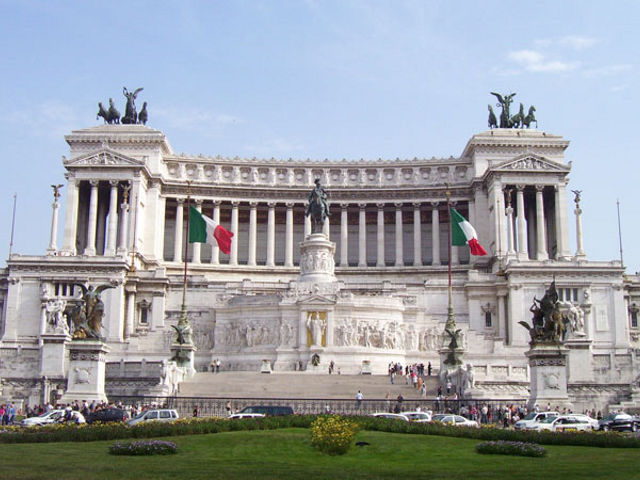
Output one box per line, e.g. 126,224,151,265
189,206,234,254
450,207,487,256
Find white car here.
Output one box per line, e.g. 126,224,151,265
20,409,65,427
432,414,478,428
127,409,179,426
514,411,559,430
535,415,592,432
370,413,409,422
403,411,432,423
228,413,266,419
569,414,599,430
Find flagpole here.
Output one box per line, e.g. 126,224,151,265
8,193,17,258
617,199,624,268
445,185,455,332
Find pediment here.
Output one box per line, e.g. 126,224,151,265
63,148,144,168
296,294,336,306
492,154,569,172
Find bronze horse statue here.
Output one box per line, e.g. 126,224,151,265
522,106,537,128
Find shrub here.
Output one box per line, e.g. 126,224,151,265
109,440,178,455
310,415,358,455
476,440,546,457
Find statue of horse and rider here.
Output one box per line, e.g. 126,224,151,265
305,178,331,234
96,87,147,125
519,281,570,344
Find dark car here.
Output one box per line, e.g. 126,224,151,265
237,405,294,416
598,412,640,432
86,408,130,424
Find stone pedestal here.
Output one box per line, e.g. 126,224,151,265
59,340,109,404
40,334,71,378
260,359,272,374
565,337,593,383
299,233,336,283
526,344,572,410
170,343,197,378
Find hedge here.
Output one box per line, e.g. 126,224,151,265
1,415,638,449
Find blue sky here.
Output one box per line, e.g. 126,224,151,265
0,1,638,271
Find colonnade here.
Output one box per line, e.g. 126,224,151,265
165,199,473,268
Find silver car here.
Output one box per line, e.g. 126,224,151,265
127,409,179,426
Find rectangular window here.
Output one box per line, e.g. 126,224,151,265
632,311,638,328
485,311,492,328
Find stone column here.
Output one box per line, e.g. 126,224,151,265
468,197,477,266
266,202,276,267
516,185,528,260
573,192,586,258
340,204,349,267
358,203,367,267
211,201,221,264
248,201,257,266
431,202,440,266
555,183,572,259
61,176,79,255
84,180,99,256
304,207,312,237
125,291,136,339
230,201,239,265
323,212,330,237
413,202,422,266
117,185,130,255
47,188,62,255
173,198,184,263
285,202,294,267
535,186,548,260
394,203,404,266
376,203,385,267
192,199,202,264
449,203,459,265
505,188,516,256
104,180,119,256
497,292,507,342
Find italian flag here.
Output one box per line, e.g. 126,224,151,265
450,207,487,256
189,206,234,254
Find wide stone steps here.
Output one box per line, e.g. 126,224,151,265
177,371,440,399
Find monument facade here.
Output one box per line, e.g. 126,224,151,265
0,108,639,411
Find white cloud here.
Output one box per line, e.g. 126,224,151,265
534,35,597,50
153,106,242,132
559,35,597,50
3,100,82,139
508,49,579,73
583,64,633,78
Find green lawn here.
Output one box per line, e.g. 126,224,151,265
2,429,638,480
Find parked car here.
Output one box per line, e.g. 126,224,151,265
86,408,130,424
127,409,179,426
569,413,599,430
369,413,409,422
514,411,559,430
535,415,592,432
228,413,266,419
432,414,478,428
402,411,432,423
598,412,640,432
58,410,86,424
236,405,294,416
20,409,65,427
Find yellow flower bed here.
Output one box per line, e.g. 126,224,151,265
310,415,358,455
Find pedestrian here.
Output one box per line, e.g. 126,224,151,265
193,405,200,417
226,400,232,416
356,390,363,409
211,360,216,373
216,358,221,373
428,362,432,376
